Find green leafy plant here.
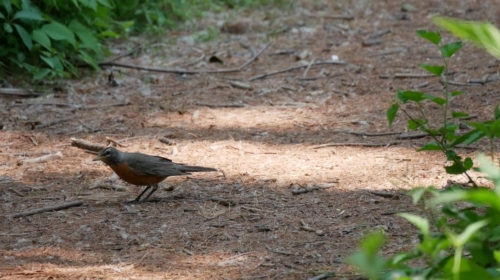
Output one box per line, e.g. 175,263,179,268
349,156,500,279
386,29,478,184
350,19,500,279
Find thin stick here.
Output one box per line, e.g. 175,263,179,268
312,142,400,149
98,42,272,74
309,14,354,20
302,58,315,78
248,61,347,82
8,200,83,218
35,116,76,129
395,73,435,78
0,88,41,97
70,138,107,152
196,102,245,108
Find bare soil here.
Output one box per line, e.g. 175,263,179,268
1,0,499,279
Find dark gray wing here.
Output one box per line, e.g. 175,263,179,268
124,153,216,177
125,153,187,177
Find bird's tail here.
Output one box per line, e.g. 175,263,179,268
179,165,217,173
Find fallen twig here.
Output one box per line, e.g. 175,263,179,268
35,116,76,129
8,200,84,218
18,151,62,165
99,42,272,74
310,14,354,20
365,189,398,199
210,197,236,207
312,142,400,149
308,272,336,280
0,88,41,97
336,130,402,137
248,61,347,82
291,183,337,195
90,180,129,192
395,73,435,78
106,136,127,147
196,102,245,108
70,138,107,152
265,245,295,256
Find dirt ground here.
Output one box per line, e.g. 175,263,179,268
1,0,500,279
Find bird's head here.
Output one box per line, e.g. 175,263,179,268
93,147,122,166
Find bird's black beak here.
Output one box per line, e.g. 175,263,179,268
93,155,105,162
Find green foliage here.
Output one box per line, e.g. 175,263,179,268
350,169,500,279
350,19,500,279
0,0,288,79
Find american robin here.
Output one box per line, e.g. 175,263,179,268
93,147,217,202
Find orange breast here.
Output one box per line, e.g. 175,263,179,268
109,162,166,186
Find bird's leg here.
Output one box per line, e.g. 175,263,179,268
142,184,159,201
133,186,152,202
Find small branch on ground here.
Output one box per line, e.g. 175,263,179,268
18,151,63,165
265,245,295,256
291,183,337,195
8,200,84,218
196,102,245,108
312,142,400,149
364,189,399,199
70,138,107,152
35,116,76,129
106,136,127,147
89,180,129,192
248,61,347,82
98,42,272,74
210,197,236,207
0,88,41,97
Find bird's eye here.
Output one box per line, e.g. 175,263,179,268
105,149,111,155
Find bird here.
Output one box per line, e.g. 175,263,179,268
93,147,217,202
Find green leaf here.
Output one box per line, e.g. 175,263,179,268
418,64,444,76
79,0,98,11
387,103,399,128
0,11,4,19
422,94,447,105
14,24,32,50
440,41,462,58
452,111,469,118
443,257,495,280
445,162,466,174
68,20,99,53
451,91,465,97
477,155,500,190
465,189,500,211
418,142,442,151
32,29,51,50
399,213,429,236
494,251,500,263
433,16,500,60
455,220,489,247
33,68,51,80
401,90,425,102
40,56,54,68
99,30,120,38
4,22,13,33
408,119,421,130
463,157,473,170
42,22,76,46
348,231,386,279
451,129,485,147
97,0,112,8
416,30,441,45
3,0,12,15
13,10,45,21
408,187,427,204
495,105,500,120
